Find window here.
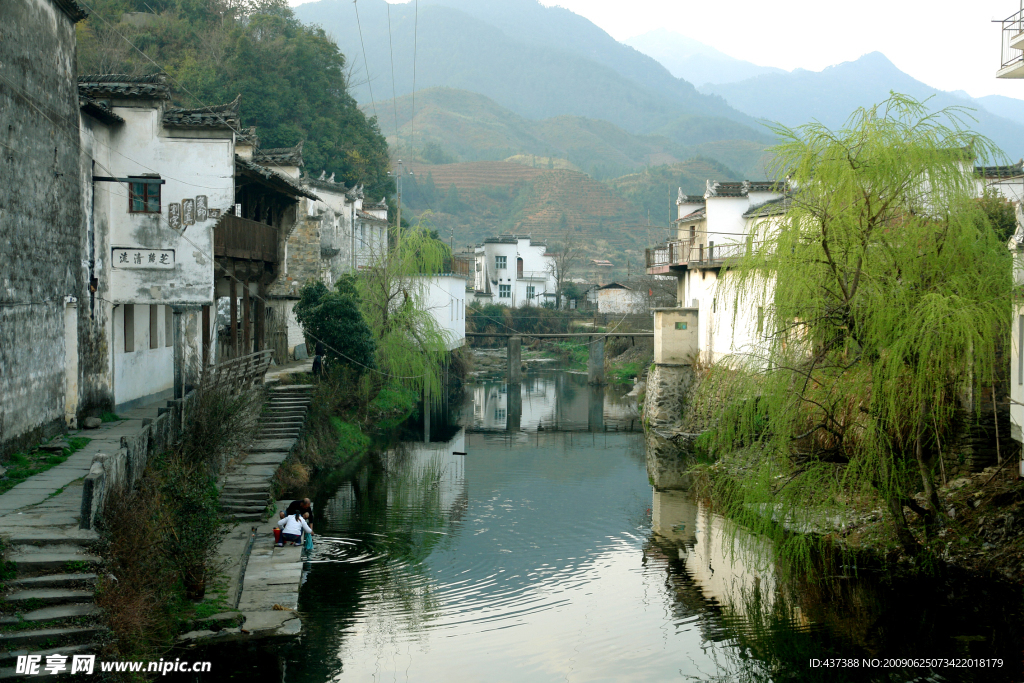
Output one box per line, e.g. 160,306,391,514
165,306,173,348
149,305,159,349
476,262,481,272
495,408,506,420
526,285,535,299
499,284,511,298
124,304,135,352
675,321,687,330
129,178,160,214
495,255,507,270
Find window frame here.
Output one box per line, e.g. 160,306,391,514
526,285,535,299
495,255,507,270
128,177,161,214
499,284,511,298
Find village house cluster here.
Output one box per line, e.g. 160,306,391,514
0,0,466,455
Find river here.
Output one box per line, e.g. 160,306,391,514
186,369,1024,682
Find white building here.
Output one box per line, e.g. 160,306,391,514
596,279,675,315
410,273,468,351
647,181,787,365
471,235,557,307
79,74,235,411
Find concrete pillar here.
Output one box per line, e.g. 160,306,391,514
172,307,183,401
507,336,522,384
507,383,522,433
588,336,605,385
588,384,604,433
242,278,251,355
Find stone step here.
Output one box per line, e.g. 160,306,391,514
11,553,102,576
220,492,270,501
225,513,264,521
222,480,271,492
268,398,311,405
6,589,95,606
0,642,96,664
5,574,97,590
0,626,106,649
264,408,306,416
23,603,101,623
220,501,268,511
5,531,99,548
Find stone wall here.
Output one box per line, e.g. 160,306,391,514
268,213,322,299
643,363,697,490
0,0,85,455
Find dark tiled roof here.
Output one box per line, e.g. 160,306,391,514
254,140,304,167
676,207,706,222
236,127,259,148
235,156,319,201
706,180,787,198
484,236,519,244
678,194,705,204
363,199,388,210
78,74,170,100
357,210,387,223
304,176,348,193
748,181,786,193
53,0,88,22
976,161,1024,178
79,96,124,125
743,195,793,218
162,94,240,129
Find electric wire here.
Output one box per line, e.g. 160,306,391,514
411,0,419,153
352,0,379,121
385,1,401,147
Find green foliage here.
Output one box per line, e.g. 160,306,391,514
76,0,393,196
440,184,464,214
357,216,452,399
0,437,90,496
706,94,1013,558
979,188,1018,243
294,275,377,373
608,361,642,385
100,411,121,423
331,418,371,463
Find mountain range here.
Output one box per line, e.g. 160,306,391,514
624,28,785,86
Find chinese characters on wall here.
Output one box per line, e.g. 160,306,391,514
168,195,212,231
112,248,175,270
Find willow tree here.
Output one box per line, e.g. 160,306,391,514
357,212,452,400
707,95,1012,555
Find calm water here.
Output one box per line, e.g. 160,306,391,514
186,371,1024,682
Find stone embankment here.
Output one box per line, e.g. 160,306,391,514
219,385,313,521
643,363,701,490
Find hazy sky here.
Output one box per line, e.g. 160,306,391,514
289,0,1024,100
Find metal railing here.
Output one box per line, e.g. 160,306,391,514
1000,5,1024,71
517,270,550,280
214,214,279,263
646,238,760,270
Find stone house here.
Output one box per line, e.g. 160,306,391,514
78,74,238,412
0,0,89,453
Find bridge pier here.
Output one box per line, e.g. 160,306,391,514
587,336,605,385
507,336,522,384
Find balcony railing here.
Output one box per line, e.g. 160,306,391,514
645,238,758,271
214,214,279,263
1000,5,1024,74
518,270,550,280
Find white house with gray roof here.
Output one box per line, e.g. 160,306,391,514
471,235,557,307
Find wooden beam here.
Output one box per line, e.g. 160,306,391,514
242,276,251,355
230,270,238,358
465,332,652,339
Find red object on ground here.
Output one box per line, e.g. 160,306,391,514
273,528,281,544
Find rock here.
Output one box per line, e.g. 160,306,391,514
83,417,102,429
947,477,971,490
39,440,70,453
294,344,308,361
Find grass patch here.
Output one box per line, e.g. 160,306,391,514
332,418,371,464
608,361,642,385
0,437,90,496
547,340,588,370
100,411,121,423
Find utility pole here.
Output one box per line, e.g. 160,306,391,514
389,160,413,251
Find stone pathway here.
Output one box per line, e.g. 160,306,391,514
219,384,313,521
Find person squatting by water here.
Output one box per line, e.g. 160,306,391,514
277,512,313,547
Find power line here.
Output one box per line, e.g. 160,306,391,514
411,0,419,153
385,0,400,147
352,0,378,121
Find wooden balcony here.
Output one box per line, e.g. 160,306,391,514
645,238,756,274
214,214,279,263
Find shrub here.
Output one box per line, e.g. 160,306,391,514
294,275,377,372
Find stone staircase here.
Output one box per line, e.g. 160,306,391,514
0,488,107,677
219,384,314,522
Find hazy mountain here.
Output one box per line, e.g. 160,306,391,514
975,94,1024,129
703,52,1024,159
371,87,770,179
624,29,786,86
294,0,767,140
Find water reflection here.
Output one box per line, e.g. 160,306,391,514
178,371,1024,682
465,372,641,433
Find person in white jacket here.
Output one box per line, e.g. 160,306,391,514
277,512,313,547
